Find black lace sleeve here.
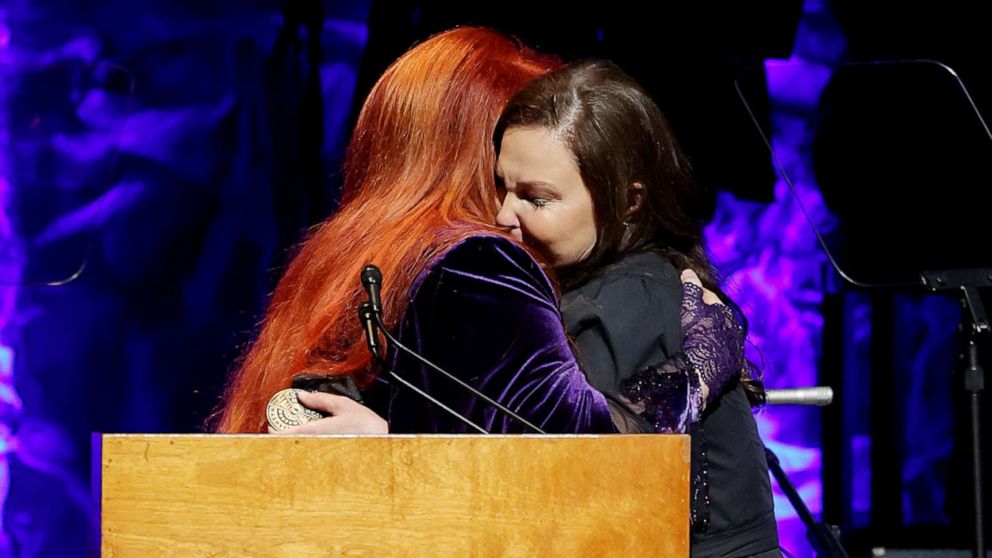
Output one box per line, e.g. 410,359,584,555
617,282,746,433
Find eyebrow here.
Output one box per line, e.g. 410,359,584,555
517,180,556,189
513,181,562,199
497,172,560,194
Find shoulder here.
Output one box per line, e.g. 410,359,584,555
413,234,556,305
599,251,681,290
562,251,681,315
436,235,543,273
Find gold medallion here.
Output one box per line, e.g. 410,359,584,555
266,388,324,431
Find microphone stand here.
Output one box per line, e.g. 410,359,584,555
766,390,849,556
920,269,989,558
764,447,849,558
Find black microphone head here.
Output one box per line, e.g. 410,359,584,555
361,264,384,316
361,264,382,286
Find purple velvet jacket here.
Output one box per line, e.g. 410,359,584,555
387,235,618,434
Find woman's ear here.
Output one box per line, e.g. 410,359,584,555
625,182,645,219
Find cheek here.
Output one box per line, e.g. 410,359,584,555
574,198,597,236
574,215,598,258
558,204,597,264
515,213,541,239
516,213,557,253
562,200,596,236
580,211,598,242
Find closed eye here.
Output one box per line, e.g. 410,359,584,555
525,196,550,208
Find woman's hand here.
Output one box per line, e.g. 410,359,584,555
267,391,388,434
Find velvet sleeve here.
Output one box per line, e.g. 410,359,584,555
387,235,618,434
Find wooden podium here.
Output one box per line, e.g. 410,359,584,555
96,434,689,556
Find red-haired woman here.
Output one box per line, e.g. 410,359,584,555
212,27,599,433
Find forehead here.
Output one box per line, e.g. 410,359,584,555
497,126,579,182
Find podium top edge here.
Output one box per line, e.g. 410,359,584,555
95,433,683,439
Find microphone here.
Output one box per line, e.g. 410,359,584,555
361,265,383,316
765,387,834,406
360,264,546,434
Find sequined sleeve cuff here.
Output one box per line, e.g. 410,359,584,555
617,353,704,434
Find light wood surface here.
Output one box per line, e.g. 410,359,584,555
98,434,689,557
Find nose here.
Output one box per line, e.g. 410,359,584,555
496,194,520,231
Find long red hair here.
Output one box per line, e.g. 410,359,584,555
213,27,559,432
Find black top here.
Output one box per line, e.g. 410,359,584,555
561,251,779,558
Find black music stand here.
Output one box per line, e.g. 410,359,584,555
737,60,991,558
